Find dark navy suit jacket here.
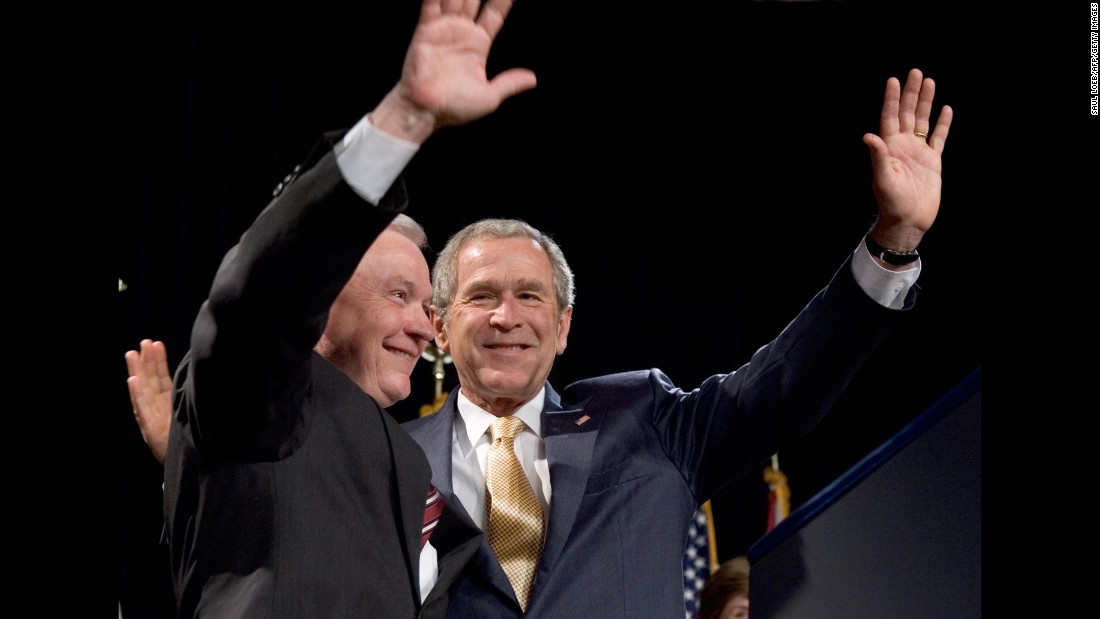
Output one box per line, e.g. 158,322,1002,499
403,256,913,618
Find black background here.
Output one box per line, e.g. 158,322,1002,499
117,0,982,616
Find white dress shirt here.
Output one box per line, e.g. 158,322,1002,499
451,388,553,531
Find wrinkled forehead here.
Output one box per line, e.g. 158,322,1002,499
458,236,551,277
359,231,431,287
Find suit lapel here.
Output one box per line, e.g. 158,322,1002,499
377,405,433,605
317,353,429,608
537,384,600,578
413,395,460,504
422,497,484,610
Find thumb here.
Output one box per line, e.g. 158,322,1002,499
862,133,890,176
490,68,537,103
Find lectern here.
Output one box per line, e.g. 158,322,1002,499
748,367,981,618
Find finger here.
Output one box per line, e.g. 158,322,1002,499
928,104,953,156
124,349,141,379
420,0,443,21
488,68,537,102
440,0,466,16
140,339,159,382
914,77,935,138
150,341,171,385
125,339,152,377
478,0,517,40
879,76,902,137
897,68,923,134
138,342,166,402
127,375,144,419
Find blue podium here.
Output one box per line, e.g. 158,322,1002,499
748,367,981,618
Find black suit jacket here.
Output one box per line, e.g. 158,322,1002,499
164,134,482,618
403,257,913,618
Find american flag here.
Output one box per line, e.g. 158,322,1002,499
682,504,714,618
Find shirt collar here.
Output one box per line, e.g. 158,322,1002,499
457,386,546,448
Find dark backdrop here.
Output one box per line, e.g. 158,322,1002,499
117,0,982,616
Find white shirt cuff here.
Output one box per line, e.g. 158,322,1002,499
851,239,921,310
335,114,420,205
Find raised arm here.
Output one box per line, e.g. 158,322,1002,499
863,67,954,267
182,0,533,459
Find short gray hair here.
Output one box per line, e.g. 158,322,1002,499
387,213,429,250
432,218,574,321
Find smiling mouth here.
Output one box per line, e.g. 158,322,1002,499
385,346,418,361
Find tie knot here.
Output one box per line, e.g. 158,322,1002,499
490,416,526,442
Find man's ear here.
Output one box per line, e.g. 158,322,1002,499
556,305,573,355
430,306,448,351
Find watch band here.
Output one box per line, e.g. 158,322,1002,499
864,234,920,265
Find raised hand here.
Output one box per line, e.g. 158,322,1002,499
124,339,173,465
863,68,954,252
371,0,537,142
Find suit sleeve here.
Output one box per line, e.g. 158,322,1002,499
655,256,916,502
177,135,409,461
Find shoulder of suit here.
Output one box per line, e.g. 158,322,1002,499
561,369,668,399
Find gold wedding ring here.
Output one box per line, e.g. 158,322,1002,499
914,131,928,138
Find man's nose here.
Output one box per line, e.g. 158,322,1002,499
408,310,434,342
487,297,518,329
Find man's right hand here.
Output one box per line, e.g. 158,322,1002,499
125,339,173,466
370,0,537,144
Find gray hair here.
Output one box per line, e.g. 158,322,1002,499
387,213,429,250
432,218,574,321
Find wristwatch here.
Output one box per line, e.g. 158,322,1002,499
864,234,920,266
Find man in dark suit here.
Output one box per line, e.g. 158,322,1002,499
125,0,538,615
401,67,954,617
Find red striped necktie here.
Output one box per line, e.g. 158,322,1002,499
421,484,443,550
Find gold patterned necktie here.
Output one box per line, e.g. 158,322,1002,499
485,416,544,611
